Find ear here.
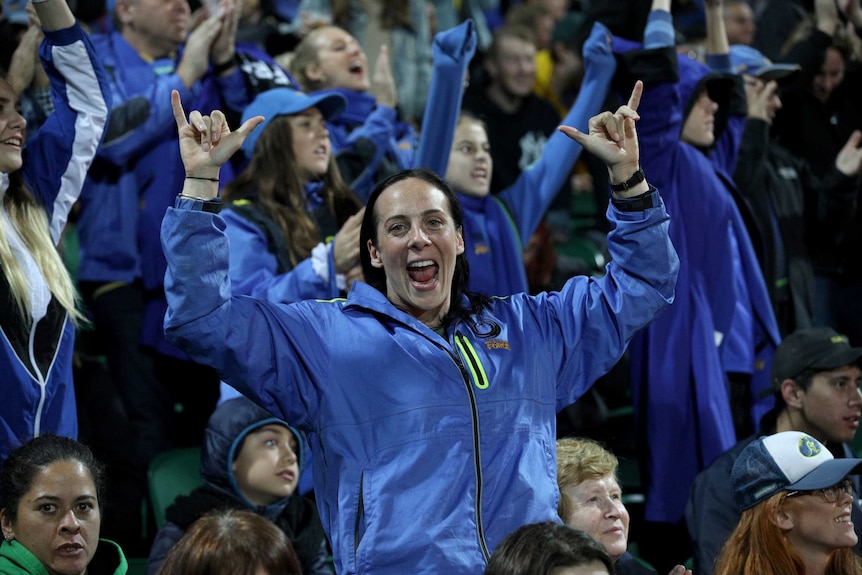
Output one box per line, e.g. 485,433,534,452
780,379,804,410
367,238,384,269
304,63,325,86
456,226,465,256
770,503,796,533
1,510,14,542
115,0,133,26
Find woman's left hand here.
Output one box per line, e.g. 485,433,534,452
171,89,263,178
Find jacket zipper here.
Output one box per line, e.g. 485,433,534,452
447,330,491,562
454,334,489,389
28,321,48,437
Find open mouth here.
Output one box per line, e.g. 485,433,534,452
56,543,84,555
407,260,438,285
2,137,23,148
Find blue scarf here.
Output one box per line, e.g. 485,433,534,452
458,193,527,296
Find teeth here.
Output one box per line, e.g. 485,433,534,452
2,138,22,146
408,260,434,269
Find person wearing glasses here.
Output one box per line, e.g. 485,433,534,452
686,327,862,575
713,430,862,575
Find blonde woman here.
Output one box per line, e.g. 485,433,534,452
557,437,691,575
0,0,110,461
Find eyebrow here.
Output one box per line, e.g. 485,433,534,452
32,494,96,503
384,208,447,223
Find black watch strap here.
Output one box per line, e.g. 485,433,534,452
611,187,657,212
610,168,645,192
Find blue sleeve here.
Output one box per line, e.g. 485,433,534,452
330,105,400,199
413,19,478,176
549,189,679,408
222,208,340,303
498,22,616,244
162,199,331,427
643,9,675,49
96,70,195,167
21,22,110,244
706,52,733,74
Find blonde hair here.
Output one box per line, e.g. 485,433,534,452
713,492,862,575
1,174,83,326
556,437,620,521
289,27,327,93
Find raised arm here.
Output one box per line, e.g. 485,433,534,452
413,19,478,177
21,0,110,242
498,21,617,243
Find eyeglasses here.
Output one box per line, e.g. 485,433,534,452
784,479,854,504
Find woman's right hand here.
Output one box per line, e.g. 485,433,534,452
171,89,263,179
333,207,366,274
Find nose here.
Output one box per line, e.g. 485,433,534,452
408,226,431,249
282,445,297,464
347,37,362,57
58,510,81,532
601,498,621,519
850,387,862,405
9,110,26,130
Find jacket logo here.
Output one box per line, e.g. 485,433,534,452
485,339,510,350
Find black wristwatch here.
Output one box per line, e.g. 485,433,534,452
610,168,646,192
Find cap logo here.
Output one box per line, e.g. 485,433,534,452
831,335,848,344
798,435,821,458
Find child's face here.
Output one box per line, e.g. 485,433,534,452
445,118,492,198
232,424,300,506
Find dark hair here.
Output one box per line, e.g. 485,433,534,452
485,522,616,575
222,114,362,268
358,168,491,324
156,508,301,575
1,435,107,523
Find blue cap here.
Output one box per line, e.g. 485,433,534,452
730,44,800,81
240,88,346,158
731,431,862,511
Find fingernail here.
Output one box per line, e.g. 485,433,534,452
203,142,210,152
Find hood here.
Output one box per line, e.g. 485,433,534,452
200,397,306,506
676,54,735,146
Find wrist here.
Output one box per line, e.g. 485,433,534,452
610,168,648,197
212,54,238,76
609,166,642,187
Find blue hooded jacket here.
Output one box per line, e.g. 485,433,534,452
613,37,780,524
147,397,331,575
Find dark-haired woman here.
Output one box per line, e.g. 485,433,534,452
159,80,677,574
0,435,125,575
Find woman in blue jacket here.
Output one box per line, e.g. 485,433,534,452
220,88,365,304
160,79,678,574
0,0,110,463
